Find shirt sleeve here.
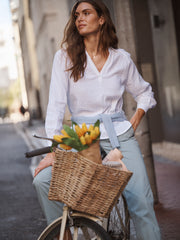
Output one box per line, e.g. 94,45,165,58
125,57,157,112
45,50,69,138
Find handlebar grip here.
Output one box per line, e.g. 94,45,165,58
25,147,52,158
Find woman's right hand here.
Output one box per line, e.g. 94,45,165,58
34,152,55,177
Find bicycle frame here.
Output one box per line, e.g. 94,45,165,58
26,145,131,239
58,205,104,240
56,202,129,240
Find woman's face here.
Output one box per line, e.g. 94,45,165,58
75,2,104,37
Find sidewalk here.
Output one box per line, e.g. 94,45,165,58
15,120,47,175
154,155,180,239
0,122,47,239
16,120,180,240
152,142,180,239
152,141,180,163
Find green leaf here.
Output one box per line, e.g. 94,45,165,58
63,124,79,140
62,138,88,151
71,121,78,126
51,141,59,147
94,119,100,128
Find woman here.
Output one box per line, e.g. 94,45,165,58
33,0,161,239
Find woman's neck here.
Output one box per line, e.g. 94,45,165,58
84,34,101,57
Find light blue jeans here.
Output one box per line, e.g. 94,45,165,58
100,126,161,239
33,126,161,239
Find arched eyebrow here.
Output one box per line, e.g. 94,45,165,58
75,8,93,15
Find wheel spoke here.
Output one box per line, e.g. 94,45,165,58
81,226,91,240
96,236,102,240
107,196,130,239
81,226,102,240
73,226,78,240
115,204,126,232
38,216,111,240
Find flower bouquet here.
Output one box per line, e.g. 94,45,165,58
53,120,101,163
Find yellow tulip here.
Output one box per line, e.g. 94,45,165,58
81,123,88,134
80,136,86,145
60,144,72,150
90,130,97,140
53,135,64,143
88,124,94,131
94,126,100,136
75,125,84,137
85,133,92,145
61,129,70,138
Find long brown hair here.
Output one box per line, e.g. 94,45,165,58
61,0,118,82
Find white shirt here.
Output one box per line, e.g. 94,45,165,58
45,48,156,139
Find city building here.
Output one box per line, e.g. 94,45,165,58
11,0,180,143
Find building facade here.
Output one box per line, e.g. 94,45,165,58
13,0,180,142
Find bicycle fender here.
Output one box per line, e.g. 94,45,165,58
37,217,63,240
71,212,103,226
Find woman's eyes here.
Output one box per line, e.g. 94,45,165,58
84,12,90,16
75,12,90,19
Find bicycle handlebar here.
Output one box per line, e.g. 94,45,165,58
25,146,51,158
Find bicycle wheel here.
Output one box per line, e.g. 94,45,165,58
38,216,111,240
107,195,130,240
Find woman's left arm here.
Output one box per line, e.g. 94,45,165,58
130,108,145,132
125,56,157,131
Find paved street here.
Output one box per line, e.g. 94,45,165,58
0,123,46,240
154,155,180,240
22,120,180,240
0,121,180,240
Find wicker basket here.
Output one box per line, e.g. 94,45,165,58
48,148,133,218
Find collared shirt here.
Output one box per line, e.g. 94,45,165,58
45,48,156,139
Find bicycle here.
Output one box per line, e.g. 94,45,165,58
26,144,132,240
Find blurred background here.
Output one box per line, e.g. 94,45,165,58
1,0,179,143
0,0,180,197
0,1,180,239
1,0,180,193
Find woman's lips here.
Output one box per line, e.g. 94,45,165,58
78,24,86,29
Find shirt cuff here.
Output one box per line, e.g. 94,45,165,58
136,104,149,113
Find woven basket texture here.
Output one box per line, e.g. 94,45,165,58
48,148,133,218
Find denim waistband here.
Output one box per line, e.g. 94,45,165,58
117,126,134,141
71,112,127,149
